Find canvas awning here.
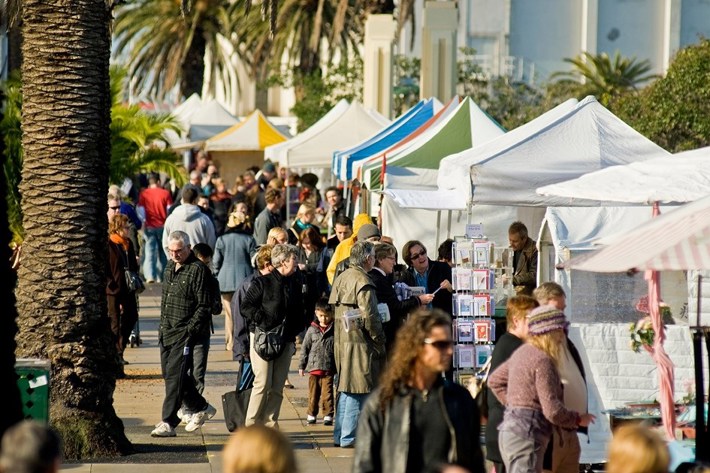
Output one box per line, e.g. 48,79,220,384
205,109,289,151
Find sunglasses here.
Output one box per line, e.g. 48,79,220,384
423,338,454,350
410,249,427,260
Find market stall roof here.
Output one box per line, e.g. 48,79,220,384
332,98,440,181
354,96,461,187
537,145,710,205
264,100,389,169
204,109,289,152
372,96,505,191
188,99,240,142
437,96,670,207
560,194,710,272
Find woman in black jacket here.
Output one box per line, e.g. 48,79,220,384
369,243,433,355
241,244,307,427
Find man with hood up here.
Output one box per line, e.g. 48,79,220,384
162,186,217,257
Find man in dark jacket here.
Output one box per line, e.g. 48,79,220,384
504,221,538,296
151,230,216,437
353,309,485,473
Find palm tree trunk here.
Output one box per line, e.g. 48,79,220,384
181,26,207,98
18,0,132,458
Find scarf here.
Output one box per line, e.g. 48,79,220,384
110,233,130,252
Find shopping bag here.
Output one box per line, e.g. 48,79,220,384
222,361,254,432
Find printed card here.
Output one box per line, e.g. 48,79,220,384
456,294,474,316
457,345,475,369
474,319,492,342
475,345,493,367
473,294,490,316
473,241,490,267
457,319,474,342
472,269,490,291
453,268,473,291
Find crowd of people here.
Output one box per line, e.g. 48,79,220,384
90,154,687,473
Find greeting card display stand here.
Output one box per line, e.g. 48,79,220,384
451,238,513,389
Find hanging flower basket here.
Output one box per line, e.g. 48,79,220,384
629,316,655,353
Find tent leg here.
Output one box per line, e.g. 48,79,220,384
447,210,452,239
436,211,441,249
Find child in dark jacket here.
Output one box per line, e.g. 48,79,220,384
299,298,335,425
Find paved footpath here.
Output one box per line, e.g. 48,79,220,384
61,283,354,473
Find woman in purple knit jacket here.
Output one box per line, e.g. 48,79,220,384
488,305,596,473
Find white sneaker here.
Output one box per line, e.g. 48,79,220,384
177,407,192,424
185,404,217,432
306,415,316,424
151,422,176,437
323,416,333,426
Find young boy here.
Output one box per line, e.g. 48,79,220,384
298,298,335,425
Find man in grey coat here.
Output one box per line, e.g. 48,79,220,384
328,241,386,448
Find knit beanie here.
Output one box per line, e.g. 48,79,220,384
527,305,568,336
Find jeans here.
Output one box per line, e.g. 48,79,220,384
333,392,367,447
142,226,166,282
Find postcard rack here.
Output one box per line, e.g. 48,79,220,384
451,237,512,388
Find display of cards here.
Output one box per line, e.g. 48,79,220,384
457,319,474,342
456,294,474,316
456,345,475,369
474,319,494,342
453,267,473,291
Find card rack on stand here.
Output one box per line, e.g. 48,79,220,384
451,237,513,389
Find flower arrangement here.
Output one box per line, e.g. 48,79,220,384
629,317,655,353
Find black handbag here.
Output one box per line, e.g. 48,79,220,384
222,361,254,432
120,246,145,294
253,321,287,361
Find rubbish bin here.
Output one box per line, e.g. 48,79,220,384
15,358,51,422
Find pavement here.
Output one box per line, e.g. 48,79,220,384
61,282,354,473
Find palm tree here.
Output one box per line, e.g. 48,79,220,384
17,0,132,458
552,51,657,105
113,0,244,102
109,67,187,187
239,0,366,102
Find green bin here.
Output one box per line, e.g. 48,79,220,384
15,358,51,422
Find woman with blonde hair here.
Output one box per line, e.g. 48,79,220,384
222,424,297,473
484,295,539,473
288,203,318,244
606,424,669,473
488,305,596,473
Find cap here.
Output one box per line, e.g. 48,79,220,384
527,305,568,336
357,223,381,241
263,162,276,173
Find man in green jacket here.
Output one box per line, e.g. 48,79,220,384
329,241,386,448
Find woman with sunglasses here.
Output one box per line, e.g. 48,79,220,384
400,240,453,315
353,308,484,473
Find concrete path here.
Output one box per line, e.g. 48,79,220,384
61,283,354,473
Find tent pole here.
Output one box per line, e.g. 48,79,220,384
285,166,291,224
447,210,452,239
695,274,708,462
436,211,441,249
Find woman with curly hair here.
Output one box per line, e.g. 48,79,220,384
352,308,485,473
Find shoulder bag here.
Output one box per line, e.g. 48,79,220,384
253,321,287,361
120,248,145,294
468,356,492,420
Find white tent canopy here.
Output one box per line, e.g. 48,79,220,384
437,96,671,208
264,99,350,166
537,145,710,205
435,98,577,206
188,99,240,142
265,101,389,169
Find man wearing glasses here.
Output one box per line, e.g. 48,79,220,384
400,240,453,315
353,309,485,473
151,230,217,437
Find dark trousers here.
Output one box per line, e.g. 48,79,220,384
192,334,211,394
307,373,334,418
107,292,139,353
160,340,208,427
